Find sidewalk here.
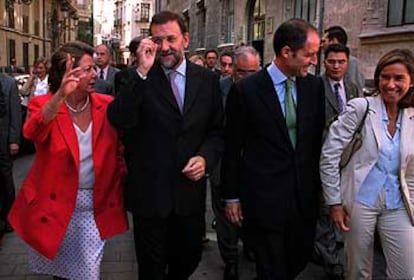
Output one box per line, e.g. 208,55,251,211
0,154,325,279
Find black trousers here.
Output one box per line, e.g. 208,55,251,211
0,151,15,225
245,213,316,280
132,213,203,280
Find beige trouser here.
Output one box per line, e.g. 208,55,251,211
344,191,414,280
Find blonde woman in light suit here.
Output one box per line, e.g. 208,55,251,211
320,49,414,280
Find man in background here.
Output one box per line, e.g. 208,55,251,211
94,44,120,95
211,45,260,280
205,49,220,74
321,26,365,92
0,65,21,240
314,43,362,279
219,51,234,78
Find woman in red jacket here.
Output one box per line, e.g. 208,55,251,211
8,41,128,280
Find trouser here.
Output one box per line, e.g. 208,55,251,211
313,204,344,275
132,213,203,280
245,214,316,280
0,151,15,224
210,179,240,264
345,195,414,279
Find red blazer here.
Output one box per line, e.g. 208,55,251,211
8,93,128,260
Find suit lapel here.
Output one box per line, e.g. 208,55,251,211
90,94,105,148
369,96,383,150
150,65,182,114
256,69,291,144
183,62,201,115
323,76,339,114
56,104,79,170
344,81,359,99
400,107,414,163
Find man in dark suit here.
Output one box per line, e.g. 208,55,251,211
205,49,221,75
107,11,223,280
5,58,25,75
0,72,21,238
314,43,362,279
222,18,325,280
94,44,120,95
212,46,261,280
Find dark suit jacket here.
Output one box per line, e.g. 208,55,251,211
222,68,325,229
0,74,21,152
321,74,362,123
107,61,224,218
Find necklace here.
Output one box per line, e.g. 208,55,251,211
65,96,90,113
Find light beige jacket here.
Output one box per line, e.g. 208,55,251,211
320,95,414,225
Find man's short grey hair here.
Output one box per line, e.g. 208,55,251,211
234,46,261,64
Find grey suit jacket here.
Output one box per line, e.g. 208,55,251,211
321,74,362,123
0,73,21,151
94,79,113,95
96,66,119,95
106,66,120,86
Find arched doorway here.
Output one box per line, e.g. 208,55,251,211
247,0,265,65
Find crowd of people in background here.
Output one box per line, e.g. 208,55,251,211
0,9,414,280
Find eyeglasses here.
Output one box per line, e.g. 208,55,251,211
150,35,178,45
325,59,347,65
236,69,256,75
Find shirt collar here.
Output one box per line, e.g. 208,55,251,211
327,78,344,89
163,58,187,78
381,99,402,126
267,61,294,85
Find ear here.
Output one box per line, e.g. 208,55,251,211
183,32,190,49
280,46,291,59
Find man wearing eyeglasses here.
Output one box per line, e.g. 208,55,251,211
314,43,362,280
220,46,261,104
211,45,260,280
322,44,362,124
321,26,365,93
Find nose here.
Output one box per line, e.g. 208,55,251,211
159,39,170,51
310,55,318,66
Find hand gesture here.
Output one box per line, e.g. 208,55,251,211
136,37,158,76
330,204,350,232
57,54,87,98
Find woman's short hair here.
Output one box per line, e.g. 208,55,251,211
374,49,414,108
33,57,49,69
49,41,94,93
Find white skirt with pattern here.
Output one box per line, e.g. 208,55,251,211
28,188,105,280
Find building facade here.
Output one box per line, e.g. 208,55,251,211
157,0,414,82
0,0,85,72
94,0,155,65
